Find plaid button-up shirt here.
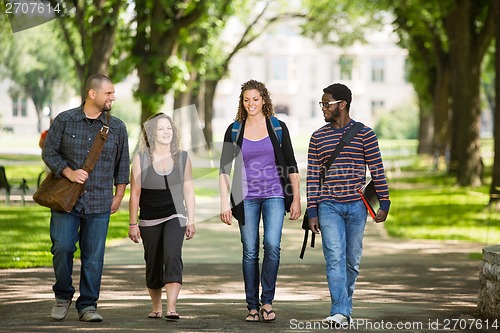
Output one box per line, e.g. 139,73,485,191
42,106,130,214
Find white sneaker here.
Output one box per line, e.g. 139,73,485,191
325,313,349,325
51,299,71,320
79,309,103,322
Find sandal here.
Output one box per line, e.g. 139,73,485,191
165,310,180,320
245,310,260,322
260,307,276,322
148,311,162,319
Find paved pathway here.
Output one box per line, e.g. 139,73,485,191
0,194,497,333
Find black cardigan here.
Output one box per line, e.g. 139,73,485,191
219,117,299,225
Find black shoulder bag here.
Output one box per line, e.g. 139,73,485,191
300,122,364,259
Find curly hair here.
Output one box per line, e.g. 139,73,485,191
235,79,275,122
140,113,181,167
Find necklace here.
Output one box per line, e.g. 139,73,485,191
250,122,263,134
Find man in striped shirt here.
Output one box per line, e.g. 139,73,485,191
306,83,390,326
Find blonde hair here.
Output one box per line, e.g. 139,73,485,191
140,113,181,167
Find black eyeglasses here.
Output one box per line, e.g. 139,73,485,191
319,100,342,108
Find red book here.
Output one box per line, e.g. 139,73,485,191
358,180,379,221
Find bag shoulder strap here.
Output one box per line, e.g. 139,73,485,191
300,225,309,259
231,120,242,144
232,117,283,145
299,212,316,259
269,116,282,145
301,122,363,260
321,122,364,182
82,112,111,173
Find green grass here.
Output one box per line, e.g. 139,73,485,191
1,144,499,268
192,167,218,179
0,162,221,268
0,207,52,268
387,172,500,244
0,206,129,268
0,154,42,162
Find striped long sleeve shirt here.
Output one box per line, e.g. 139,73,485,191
306,120,390,219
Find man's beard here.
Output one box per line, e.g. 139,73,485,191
324,108,340,122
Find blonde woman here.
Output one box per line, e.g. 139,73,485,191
129,113,195,320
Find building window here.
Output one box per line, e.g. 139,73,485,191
371,100,385,116
271,56,288,81
371,58,385,82
12,97,28,117
338,56,353,80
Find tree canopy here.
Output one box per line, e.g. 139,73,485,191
1,0,499,200
0,22,73,132
300,0,497,191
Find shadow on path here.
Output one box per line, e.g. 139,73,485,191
0,198,496,332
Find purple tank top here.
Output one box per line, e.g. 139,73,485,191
241,136,284,199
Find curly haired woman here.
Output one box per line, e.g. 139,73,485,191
219,80,301,322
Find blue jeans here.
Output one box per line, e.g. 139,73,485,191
240,197,285,311
318,200,367,317
50,209,110,312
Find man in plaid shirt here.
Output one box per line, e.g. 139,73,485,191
42,74,130,322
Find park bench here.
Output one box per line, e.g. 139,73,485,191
0,166,29,205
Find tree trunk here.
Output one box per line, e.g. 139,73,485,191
172,70,207,152
133,0,178,124
56,1,123,100
173,84,194,152
417,105,433,155
35,105,43,134
132,1,207,129
137,71,163,124
204,79,219,150
445,0,494,186
80,27,116,97
490,0,500,206
433,61,451,159
28,86,46,134
190,83,207,153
